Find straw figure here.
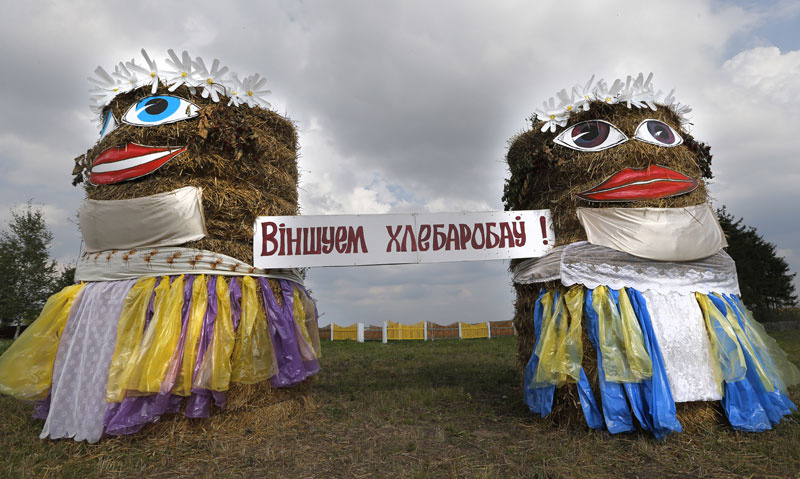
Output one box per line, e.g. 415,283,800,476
0,49,321,443
504,74,799,437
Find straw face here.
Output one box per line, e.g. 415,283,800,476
79,85,299,264
504,104,711,246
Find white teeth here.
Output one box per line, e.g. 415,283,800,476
590,178,693,194
91,148,181,173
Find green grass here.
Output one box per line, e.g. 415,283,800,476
1,336,799,478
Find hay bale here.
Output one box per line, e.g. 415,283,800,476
505,100,719,430
82,85,299,266
69,67,312,431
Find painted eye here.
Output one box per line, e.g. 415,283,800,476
634,120,683,147
554,120,628,152
99,111,118,140
121,95,200,126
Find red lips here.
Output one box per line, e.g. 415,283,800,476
577,165,699,202
90,143,186,185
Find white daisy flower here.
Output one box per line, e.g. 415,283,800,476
572,74,595,111
593,78,624,105
241,73,272,108
534,97,569,133
88,65,123,111
660,88,677,106
112,61,141,92
555,88,578,115
164,49,198,94
619,72,658,110
672,102,693,124
193,57,229,103
226,73,246,107
126,48,160,94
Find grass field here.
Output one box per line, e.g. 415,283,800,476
1,332,799,478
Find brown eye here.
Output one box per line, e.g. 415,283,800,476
571,121,610,148
554,120,628,152
634,120,683,147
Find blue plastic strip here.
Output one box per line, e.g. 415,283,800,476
704,294,771,432
577,367,604,430
627,288,683,439
523,289,555,417
721,295,796,423
726,295,796,417
584,288,635,434
605,288,651,433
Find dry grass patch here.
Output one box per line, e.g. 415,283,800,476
1,335,799,478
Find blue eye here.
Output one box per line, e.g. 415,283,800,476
99,111,118,140
121,95,200,126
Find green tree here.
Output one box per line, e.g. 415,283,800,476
51,265,76,296
0,203,59,337
718,207,797,319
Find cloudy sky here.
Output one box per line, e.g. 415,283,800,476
1,0,798,326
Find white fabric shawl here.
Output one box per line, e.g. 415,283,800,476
80,186,207,252
576,204,727,261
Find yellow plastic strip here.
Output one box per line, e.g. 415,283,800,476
593,286,652,383
125,276,184,394
695,293,746,394
617,287,652,381
534,291,569,385
106,277,157,402
173,274,207,396
0,283,85,401
194,277,235,391
292,286,317,359
297,287,322,358
554,285,584,382
713,294,773,392
728,297,800,390
230,276,277,384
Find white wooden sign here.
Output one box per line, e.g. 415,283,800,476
253,210,554,269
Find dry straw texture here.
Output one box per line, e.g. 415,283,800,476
505,103,719,428
78,85,299,266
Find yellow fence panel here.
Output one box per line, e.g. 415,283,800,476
332,323,358,341
460,322,489,339
387,321,425,340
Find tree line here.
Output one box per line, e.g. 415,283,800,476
0,204,74,337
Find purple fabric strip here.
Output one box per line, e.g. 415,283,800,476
260,278,307,387
185,275,219,418
97,275,315,435
103,275,197,435
143,277,159,330
192,276,218,387
229,278,242,332
281,280,319,377
104,394,184,436
33,394,50,420
184,391,211,418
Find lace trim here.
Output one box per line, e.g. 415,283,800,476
560,242,740,295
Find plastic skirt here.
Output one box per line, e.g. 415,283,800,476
0,274,320,443
523,285,800,438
